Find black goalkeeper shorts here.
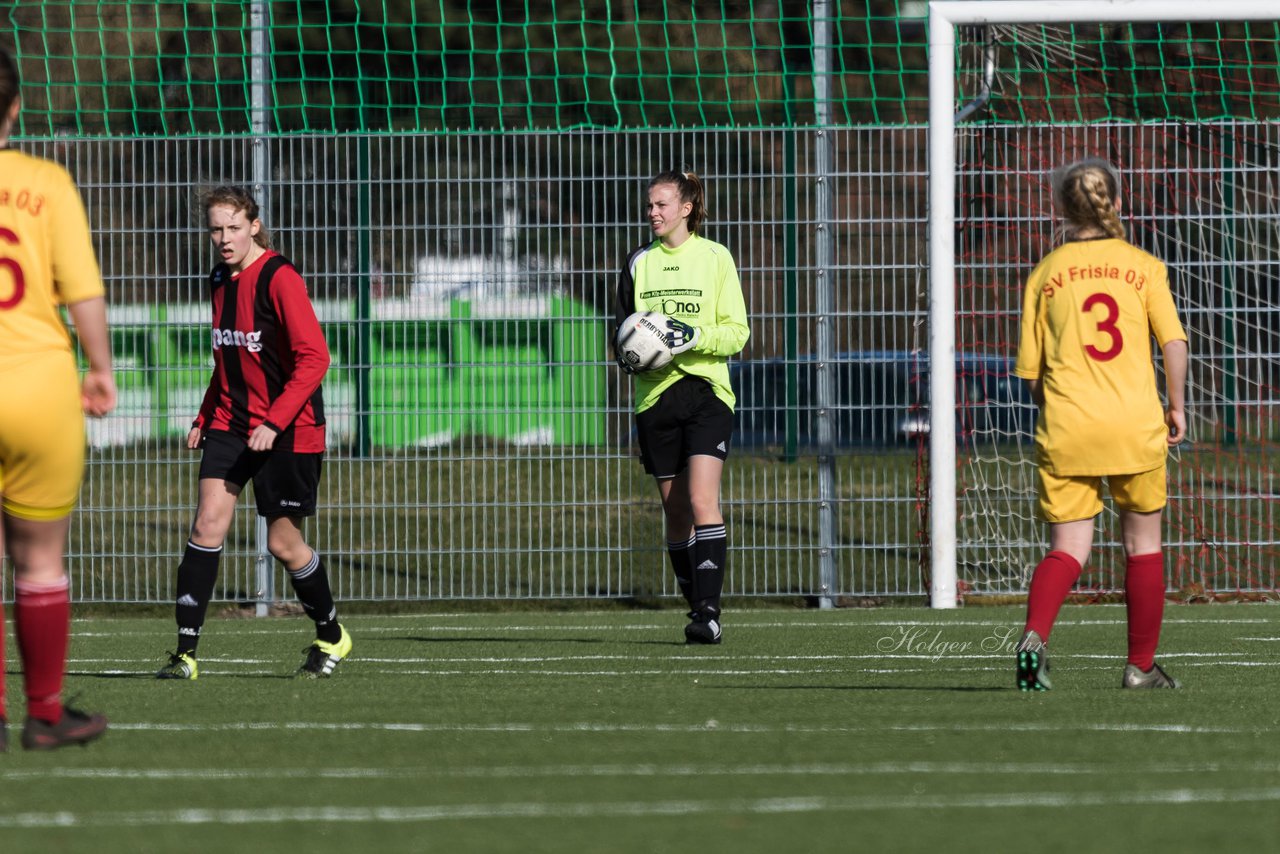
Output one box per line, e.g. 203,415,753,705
635,377,734,479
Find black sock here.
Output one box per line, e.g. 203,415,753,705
287,551,341,644
175,540,222,656
691,524,727,618
666,534,696,606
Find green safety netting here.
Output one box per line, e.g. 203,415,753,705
11,1,1276,137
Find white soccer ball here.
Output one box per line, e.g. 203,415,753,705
617,310,673,373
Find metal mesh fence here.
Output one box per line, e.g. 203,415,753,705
51,128,929,604
7,4,1280,604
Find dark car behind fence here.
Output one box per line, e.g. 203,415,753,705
728,351,1036,450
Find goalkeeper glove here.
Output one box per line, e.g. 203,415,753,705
666,318,701,355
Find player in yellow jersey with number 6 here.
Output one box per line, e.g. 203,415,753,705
613,170,749,645
1013,159,1188,691
0,48,114,749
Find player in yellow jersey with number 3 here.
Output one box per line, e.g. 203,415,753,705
1013,159,1188,691
0,48,114,749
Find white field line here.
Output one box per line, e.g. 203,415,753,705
268,663,1277,677
100,668,878,677
326,661,1274,677
64,655,1280,665
72,664,1277,680
67,654,857,664
4,787,1280,828
69,608,1280,623
71,659,1280,678
67,615,1280,639
81,663,1274,680
436,661,1270,674
70,659,1280,679
100,720,1264,735
2,759,1275,783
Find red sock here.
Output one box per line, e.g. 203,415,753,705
1024,551,1083,641
15,577,70,724
1125,552,1166,670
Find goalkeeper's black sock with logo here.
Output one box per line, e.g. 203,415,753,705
175,540,222,656
691,523,727,618
666,534,696,606
287,551,342,644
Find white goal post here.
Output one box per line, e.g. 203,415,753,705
926,0,1280,608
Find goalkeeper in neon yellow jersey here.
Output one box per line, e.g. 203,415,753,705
613,169,749,645
1012,159,1188,692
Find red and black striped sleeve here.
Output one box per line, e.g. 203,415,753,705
261,265,330,434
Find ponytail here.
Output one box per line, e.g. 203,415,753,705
1053,159,1125,241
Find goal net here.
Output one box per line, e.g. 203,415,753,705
933,2,1280,602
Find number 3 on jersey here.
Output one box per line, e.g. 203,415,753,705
0,227,25,310
1082,292,1122,361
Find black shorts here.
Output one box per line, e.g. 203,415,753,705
198,430,323,518
635,377,734,479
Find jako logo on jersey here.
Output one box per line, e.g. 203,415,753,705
660,299,700,315
663,265,680,272
212,328,263,353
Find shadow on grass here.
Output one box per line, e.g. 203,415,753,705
69,670,297,680
396,635,689,647
396,637,606,645
709,684,1006,692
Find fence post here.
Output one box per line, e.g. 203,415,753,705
250,0,273,617
813,0,837,609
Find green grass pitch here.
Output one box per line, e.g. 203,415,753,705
2,604,1278,852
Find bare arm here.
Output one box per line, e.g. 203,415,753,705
1162,338,1188,445
1023,377,1044,408
65,296,116,417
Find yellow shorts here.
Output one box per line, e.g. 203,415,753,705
1037,464,1166,523
0,350,85,520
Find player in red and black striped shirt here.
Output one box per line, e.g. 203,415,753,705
156,186,351,680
